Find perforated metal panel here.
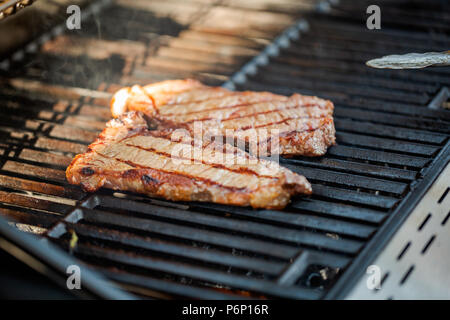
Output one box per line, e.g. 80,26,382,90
346,163,450,299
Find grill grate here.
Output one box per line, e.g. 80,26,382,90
0,0,450,299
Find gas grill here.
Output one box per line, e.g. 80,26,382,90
0,0,449,299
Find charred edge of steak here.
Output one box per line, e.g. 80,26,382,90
142,174,160,185
80,167,95,176
141,173,162,193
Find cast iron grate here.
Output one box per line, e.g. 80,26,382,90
0,0,449,299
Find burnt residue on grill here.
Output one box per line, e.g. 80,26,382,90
81,167,95,176
0,0,449,299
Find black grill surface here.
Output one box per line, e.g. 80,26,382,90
0,0,449,299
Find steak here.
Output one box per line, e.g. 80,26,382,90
110,79,336,157
66,111,312,209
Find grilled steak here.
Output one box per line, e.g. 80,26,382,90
66,111,312,209
111,79,336,157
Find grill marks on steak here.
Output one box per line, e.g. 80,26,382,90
68,80,335,208
66,112,312,209
110,79,336,156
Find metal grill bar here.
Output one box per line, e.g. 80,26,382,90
0,0,36,20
